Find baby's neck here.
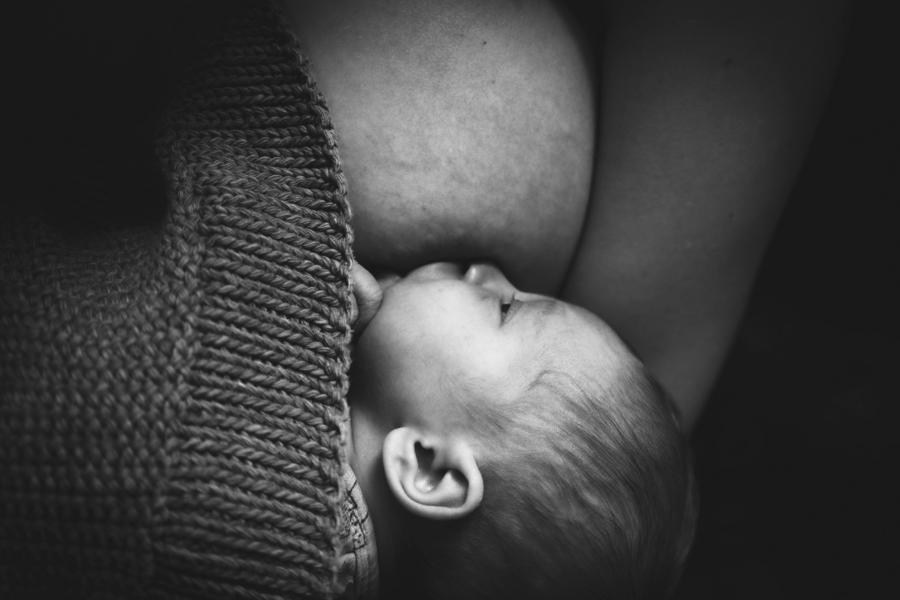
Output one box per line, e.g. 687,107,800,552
347,402,399,581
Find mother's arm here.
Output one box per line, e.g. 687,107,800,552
563,0,847,431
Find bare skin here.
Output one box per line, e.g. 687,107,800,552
287,0,595,294
286,0,847,430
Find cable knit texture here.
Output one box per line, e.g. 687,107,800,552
0,2,353,598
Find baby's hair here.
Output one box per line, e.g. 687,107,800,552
387,360,698,600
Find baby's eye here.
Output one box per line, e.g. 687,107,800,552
499,295,517,324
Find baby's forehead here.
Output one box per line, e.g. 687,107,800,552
532,302,637,377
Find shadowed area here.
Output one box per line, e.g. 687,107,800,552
675,2,899,597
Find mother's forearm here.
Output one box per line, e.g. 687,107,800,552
564,0,848,431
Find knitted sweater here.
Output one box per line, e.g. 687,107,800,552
1,3,357,598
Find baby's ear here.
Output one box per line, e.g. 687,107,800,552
382,427,483,520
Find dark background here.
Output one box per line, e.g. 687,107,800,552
6,1,897,598
674,1,899,597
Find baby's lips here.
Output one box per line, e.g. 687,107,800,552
351,261,385,335
376,273,400,292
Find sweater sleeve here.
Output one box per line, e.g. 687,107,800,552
0,2,355,598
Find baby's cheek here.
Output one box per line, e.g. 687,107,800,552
451,340,522,400
353,319,423,392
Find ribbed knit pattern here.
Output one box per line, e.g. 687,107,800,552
0,3,353,599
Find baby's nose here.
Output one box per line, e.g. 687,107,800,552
463,262,514,292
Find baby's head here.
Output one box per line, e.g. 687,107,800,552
348,261,697,600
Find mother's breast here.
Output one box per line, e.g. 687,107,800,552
287,0,596,293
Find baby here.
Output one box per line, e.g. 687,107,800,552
341,260,697,600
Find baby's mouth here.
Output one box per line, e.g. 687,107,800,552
403,261,468,282
376,272,401,292
350,263,379,333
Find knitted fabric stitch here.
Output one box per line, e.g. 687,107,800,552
0,3,353,599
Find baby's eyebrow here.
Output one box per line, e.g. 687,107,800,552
523,298,563,333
